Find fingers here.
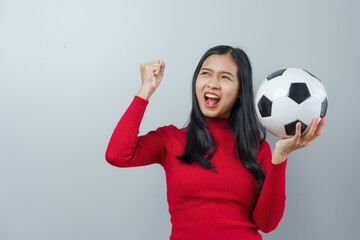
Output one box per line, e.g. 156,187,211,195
138,58,165,100
159,58,164,67
158,58,165,77
307,117,319,136
300,117,326,145
152,59,165,76
315,117,326,136
277,117,326,155
141,59,165,76
294,121,302,140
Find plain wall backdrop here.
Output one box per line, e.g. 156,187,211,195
1,0,359,239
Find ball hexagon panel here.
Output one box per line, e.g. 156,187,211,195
256,76,290,101
272,97,299,125
257,95,272,118
289,69,319,85
288,82,311,104
259,117,287,138
298,97,322,125
283,68,311,83
309,80,327,102
303,69,321,82
255,79,270,103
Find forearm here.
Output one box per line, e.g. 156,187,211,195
271,148,288,165
252,159,287,233
137,85,155,101
105,59,166,167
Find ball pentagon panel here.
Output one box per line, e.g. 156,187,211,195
288,82,311,104
267,69,286,80
285,120,308,136
320,97,328,117
257,95,272,118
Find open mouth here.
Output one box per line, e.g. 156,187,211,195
204,93,220,107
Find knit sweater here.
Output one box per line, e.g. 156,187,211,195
105,96,287,240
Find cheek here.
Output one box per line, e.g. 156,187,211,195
224,84,239,99
232,82,240,98
195,80,203,100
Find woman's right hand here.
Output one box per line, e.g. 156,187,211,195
137,59,165,100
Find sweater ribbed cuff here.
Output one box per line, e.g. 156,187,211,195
134,95,149,104
269,158,287,174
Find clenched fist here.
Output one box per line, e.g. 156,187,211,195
137,59,165,100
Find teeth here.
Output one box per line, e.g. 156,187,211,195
205,93,219,99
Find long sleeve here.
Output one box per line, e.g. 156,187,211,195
252,141,287,233
105,96,166,167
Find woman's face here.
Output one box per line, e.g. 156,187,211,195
196,53,240,118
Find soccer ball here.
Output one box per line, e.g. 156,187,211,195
255,68,328,138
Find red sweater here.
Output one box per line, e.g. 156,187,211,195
105,96,287,240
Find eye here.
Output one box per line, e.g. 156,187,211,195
201,71,210,76
222,75,231,80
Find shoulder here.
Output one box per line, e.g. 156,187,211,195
145,125,187,155
153,124,185,134
149,124,187,141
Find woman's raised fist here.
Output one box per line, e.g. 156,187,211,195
137,59,165,100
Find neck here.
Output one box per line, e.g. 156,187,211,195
204,116,231,131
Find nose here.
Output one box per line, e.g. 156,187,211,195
206,77,220,89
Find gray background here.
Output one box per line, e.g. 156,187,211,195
1,0,359,239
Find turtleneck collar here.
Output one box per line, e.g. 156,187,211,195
204,117,231,131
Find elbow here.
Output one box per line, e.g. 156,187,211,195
105,151,117,166
253,214,282,234
255,218,281,233
105,151,123,167
259,224,277,234
105,150,133,168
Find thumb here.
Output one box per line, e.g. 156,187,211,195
294,122,302,138
159,58,165,77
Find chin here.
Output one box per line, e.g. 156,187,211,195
201,109,222,118
203,113,216,118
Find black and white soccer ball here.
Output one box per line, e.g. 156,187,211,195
255,68,328,138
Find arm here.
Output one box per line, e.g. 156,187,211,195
252,141,287,233
271,117,326,165
105,96,166,167
105,58,166,167
253,117,326,233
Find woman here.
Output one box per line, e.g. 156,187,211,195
105,45,326,240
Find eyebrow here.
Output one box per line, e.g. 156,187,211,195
200,68,235,77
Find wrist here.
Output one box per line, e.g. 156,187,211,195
137,86,154,101
271,149,288,165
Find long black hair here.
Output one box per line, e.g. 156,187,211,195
176,45,267,196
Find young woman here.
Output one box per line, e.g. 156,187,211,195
105,45,326,240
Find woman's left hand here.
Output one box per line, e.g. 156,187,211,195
271,117,326,164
